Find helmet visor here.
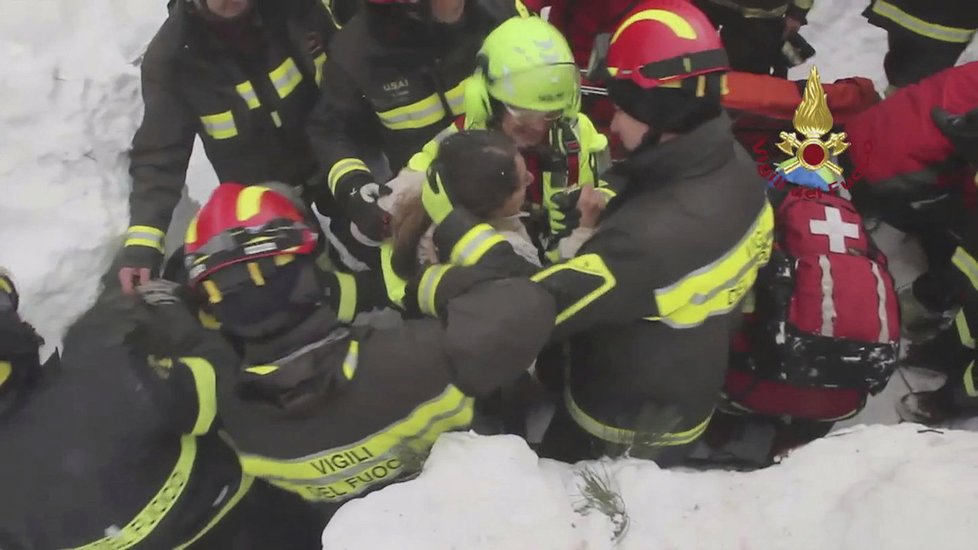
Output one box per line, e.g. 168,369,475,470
489,63,581,113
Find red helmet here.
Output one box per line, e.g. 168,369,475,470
184,183,318,293
605,0,727,90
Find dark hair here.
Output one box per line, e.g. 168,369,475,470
391,130,520,279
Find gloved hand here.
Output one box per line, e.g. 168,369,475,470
341,179,393,246
421,167,455,225
549,184,612,236
134,278,203,355
119,245,164,296
136,278,186,307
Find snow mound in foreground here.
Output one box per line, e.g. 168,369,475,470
323,425,978,550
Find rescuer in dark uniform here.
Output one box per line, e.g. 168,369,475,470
0,268,323,549
412,0,774,464
119,0,351,295
135,180,555,517
305,0,529,269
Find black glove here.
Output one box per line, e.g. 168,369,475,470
134,279,203,356
339,177,393,246
933,107,978,166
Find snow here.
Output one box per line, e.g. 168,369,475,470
324,426,978,550
0,0,976,548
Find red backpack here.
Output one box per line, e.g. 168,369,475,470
725,189,900,420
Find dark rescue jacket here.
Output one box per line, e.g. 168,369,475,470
151,274,554,505
0,302,248,550
126,0,347,256
699,0,814,20
425,113,774,456
864,0,978,44
306,0,528,200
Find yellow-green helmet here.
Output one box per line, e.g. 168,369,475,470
464,16,581,122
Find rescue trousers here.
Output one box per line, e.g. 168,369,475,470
883,28,971,88
695,2,790,78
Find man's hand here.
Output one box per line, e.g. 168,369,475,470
576,185,607,229
783,15,803,39
346,181,393,246
136,279,185,307
119,245,163,295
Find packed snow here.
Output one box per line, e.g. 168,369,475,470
1,0,977,549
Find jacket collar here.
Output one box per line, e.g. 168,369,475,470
240,304,342,366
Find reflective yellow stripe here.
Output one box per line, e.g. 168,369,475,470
647,202,774,329
407,124,460,172
200,111,237,140
871,0,976,43
174,474,254,550
236,186,269,221
964,361,978,398
531,253,616,326
0,361,11,388
314,53,327,87
614,9,699,43
418,264,453,317
955,310,975,349
235,81,261,109
328,158,370,194
269,57,304,98
449,224,506,266
952,246,978,292
246,365,279,376
565,384,712,447
180,358,217,436
342,340,359,380
185,218,198,246
0,277,11,295
514,0,529,16
792,0,813,10
202,280,223,304
274,254,295,267
73,436,198,549
237,385,474,502
376,79,468,131
379,242,407,308
334,271,358,322
247,262,266,286
125,225,166,252
198,309,221,329
270,111,283,128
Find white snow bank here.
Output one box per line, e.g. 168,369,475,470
0,0,171,352
323,425,978,550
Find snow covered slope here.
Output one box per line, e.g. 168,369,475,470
323,426,978,550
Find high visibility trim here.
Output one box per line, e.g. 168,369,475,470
955,310,975,349
515,0,529,16
180,357,218,436
646,202,774,329
952,246,978,292
237,385,474,502
531,253,616,326
342,340,359,380
271,111,283,128
0,278,11,295
612,9,698,44
274,254,295,267
871,0,976,43
321,0,342,28
247,262,266,286
449,224,506,266
965,361,978,398
246,365,279,376
185,218,198,246
376,79,468,131
269,57,304,98
198,310,221,329
379,242,407,309
328,158,370,195
314,53,327,87
331,272,356,322
236,186,269,221
235,81,261,110
564,385,712,447
202,280,223,304
173,474,254,550
72,435,198,549
0,361,10,389
418,264,453,317
200,111,238,140
792,0,814,10
125,225,166,252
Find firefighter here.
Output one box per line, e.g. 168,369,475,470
385,15,611,268
864,0,978,96
694,0,814,78
411,0,774,464
118,0,351,295
305,0,530,270
0,269,325,549
135,182,555,515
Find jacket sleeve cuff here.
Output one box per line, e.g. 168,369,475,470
415,264,509,318
327,158,372,196
432,210,508,266
125,225,166,253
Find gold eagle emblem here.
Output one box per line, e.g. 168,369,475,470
775,66,850,176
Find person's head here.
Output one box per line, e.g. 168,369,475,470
184,183,324,341
391,130,528,277
191,0,252,21
365,0,466,24
464,16,581,148
594,0,728,151
0,270,44,419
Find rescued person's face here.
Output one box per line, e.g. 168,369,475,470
611,107,649,152
500,108,551,149
430,0,466,23
495,153,533,217
205,0,251,19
